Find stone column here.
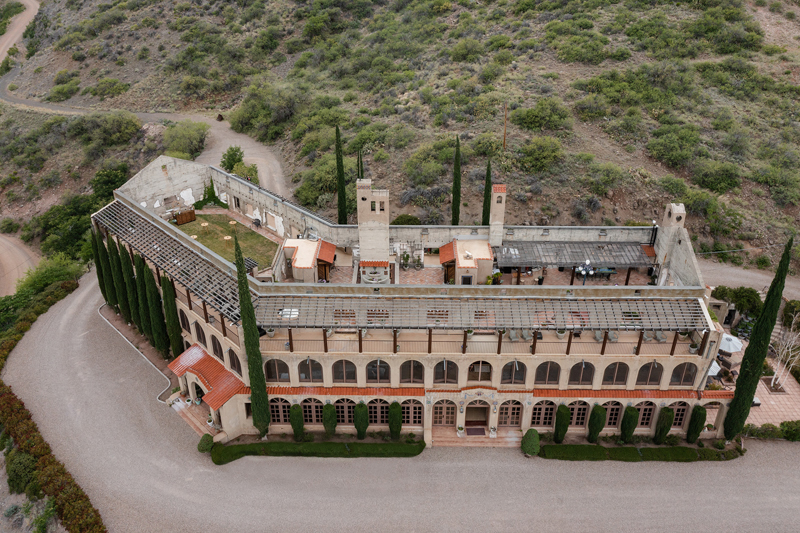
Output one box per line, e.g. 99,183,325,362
521,396,534,433
423,401,433,446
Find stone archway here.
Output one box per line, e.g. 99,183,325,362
465,399,489,427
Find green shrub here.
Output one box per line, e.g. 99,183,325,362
6,449,36,494
15,254,82,294
713,439,726,450
221,146,244,173
620,406,638,444
210,440,426,464
163,120,211,160
541,444,608,460
647,124,700,168
289,404,304,442
518,136,564,172
640,447,697,462
354,402,369,440
472,133,502,157
322,403,337,437
46,79,80,102
197,434,214,453
653,407,674,445
607,447,642,462
783,300,800,328
685,405,706,444
0,218,20,233
587,404,606,444
232,162,258,183
84,78,130,100
510,98,571,131
574,94,609,120
391,214,421,225
480,62,504,83
388,402,402,440
780,420,800,441
450,39,484,62
755,255,771,269
521,428,540,456
692,159,741,193
711,286,763,317
586,162,624,196
659,176,689,198
554,404,570,444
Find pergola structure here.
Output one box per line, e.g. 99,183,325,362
494,241,655,285
93,200,244,324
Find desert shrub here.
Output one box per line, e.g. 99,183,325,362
295,153,357,206
220,146,244,173
521,428,540,456
755,255,771,269
322,403,337,437
450,38,484,62
486,34,511,51
388,402,402,440
544,19,610,64
574,94,609,120
346,122,389,153
472,133,502,157
163,120,211,159
647,124,700,168
84,78,129,99
620,406,638,444
494,49,514,65
5,449,36,494
510,98,571,131
554,404,570,444
229,80,304,142
659,175,689,197
197,434,214,453
385,125,414,149
586,162,624,196
289,404,304,442
66,111,142,149
15,254,83,294
653,407,675,445
685,405,706,444
0,218,20,233
692,159,740,193
480,62,504,83
518,136,564,172
391,214,421,225
46,79,80,102
587,404,606,444
722,129,750,158
354,402,369,439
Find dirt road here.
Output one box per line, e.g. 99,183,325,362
0,0,37,66
0,234,39,297
698,258,800,300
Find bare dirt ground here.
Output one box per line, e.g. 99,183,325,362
0,0,37,64
0,234,39,297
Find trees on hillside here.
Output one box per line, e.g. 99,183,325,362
220,146,244,173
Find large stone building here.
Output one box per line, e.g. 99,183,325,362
92,156,732,446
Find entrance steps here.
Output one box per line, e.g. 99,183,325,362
431,428,522,448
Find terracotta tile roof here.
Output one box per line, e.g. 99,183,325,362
439,241,455,264
168,344,249,410
641,244,656,258
317,240,336,264
492,184,506,193
267,386,425,396
701,390,735,399
361,260,389,267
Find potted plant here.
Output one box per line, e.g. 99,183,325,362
678,331,689,339
489,426,497,438
689,343,699,354
414,256,423,270
556,329,566,339
194,398,202,406
266,328,275,338
537,275,544,286
207,415,213,426
466,329,474,339
401,253,410,270
457,426,465,437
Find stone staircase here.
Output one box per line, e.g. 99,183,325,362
431,428,522,448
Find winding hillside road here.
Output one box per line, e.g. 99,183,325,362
0,233,39,297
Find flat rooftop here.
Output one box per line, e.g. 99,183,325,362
456,239,493,268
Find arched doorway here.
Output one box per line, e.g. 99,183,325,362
193,383,205,402
465,399,489,427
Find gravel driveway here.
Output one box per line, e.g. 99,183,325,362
3,276,800,533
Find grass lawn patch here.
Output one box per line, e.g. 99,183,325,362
540,444,609,461
211,440,426,464
640,446,698,462
607,446,643,462
174,214,277,270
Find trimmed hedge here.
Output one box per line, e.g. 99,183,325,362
620,406,638,444
606,446,642,462
540,444,741,462
388,401,402,441
521,429,540,456
640,447,699,462
587,404,606,444
0,279,106,532
653,407,675,445
322,403,337,437
554,404,570,444
289,404,304,442
685,405,706,444
354,402,369,440
197,434,214,453
540,445,608,461
210,440,426,465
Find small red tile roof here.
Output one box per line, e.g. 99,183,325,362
317,240,336,264
168,344,249,410
267,386,425,396
492,184,506,193
361,260,389,267
439,241,455,264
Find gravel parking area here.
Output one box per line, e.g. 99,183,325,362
3,276,800,533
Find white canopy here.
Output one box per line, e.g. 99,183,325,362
719,334,744,353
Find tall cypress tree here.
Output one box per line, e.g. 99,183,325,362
335,125,347,225
97,235,118,311
119,245,140,331
482,159,492,226
90,230,109,304
107,238,131,324
724,238,794,439
134,255,152,342
161,275,185,359
234,236,270,437
145,266,170,357
452,136,461,225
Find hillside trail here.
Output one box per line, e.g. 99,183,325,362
0,234,39,297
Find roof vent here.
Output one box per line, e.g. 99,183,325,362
464,251,473,259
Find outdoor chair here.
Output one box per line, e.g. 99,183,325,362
521,329,532,341
655,331,668,343
608,331,619,343
643,331,654,342
508,329,519,342
594,330,603,342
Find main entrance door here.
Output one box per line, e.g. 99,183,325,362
465,400,489,427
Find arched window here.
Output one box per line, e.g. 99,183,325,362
298,358,323,382
531,401,556,427
501,361,526,384
468,361,492,382
332,360,357,383
569,401,589,427
400,360,424,384
670,363,697,386
603,401,623,428
636,401,656,427
496,195,503,204
211,336,223,361
498,400,522,427
402,400,424,426
670,402,690,428
228,349,241,376
535,362,560,385
269,398,290,424
368,399,390,424
194,323,206,347
366,360,390,384
302,399,323,424
568,362,594,385
602,362,628,385
264,359,289,382
433,400,456,425
179,310,190,332
636,362,662,386
434,360,458,384
335,399,356,424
